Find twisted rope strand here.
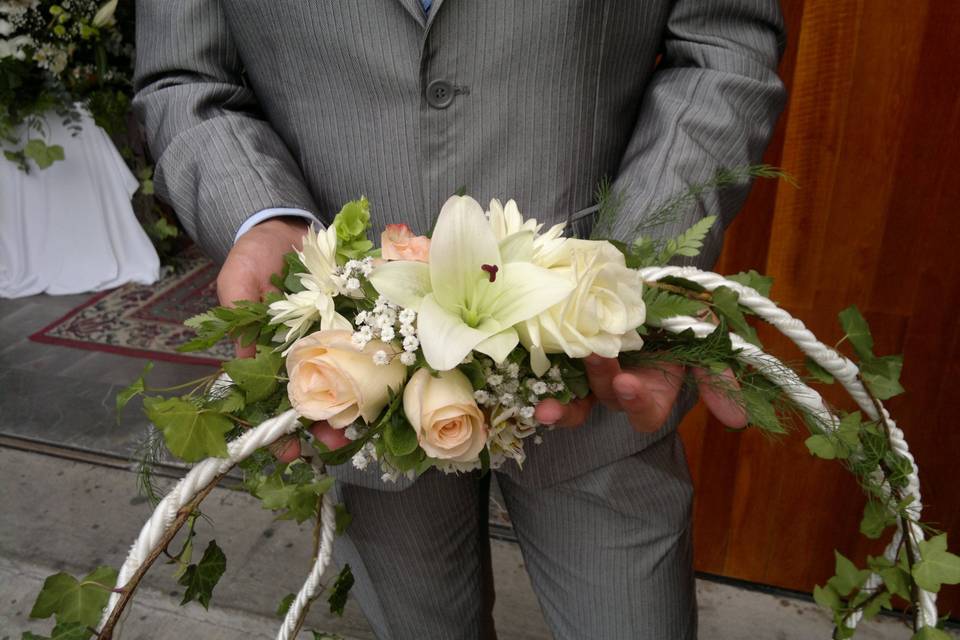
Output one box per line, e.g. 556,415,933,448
97,409,302,633
277,491,338,640
642,266,935,630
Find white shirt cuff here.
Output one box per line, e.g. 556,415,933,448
234,208,321,243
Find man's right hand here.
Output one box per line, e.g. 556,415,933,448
216,216,312,357
217,216,353,463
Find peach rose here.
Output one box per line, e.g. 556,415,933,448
381,223,431,262
286,330,406,428
402,368,488,462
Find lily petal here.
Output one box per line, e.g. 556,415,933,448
475,328,520,364
430,196,501,311
418,294,492,370
487,262,575,328
369,260,432,310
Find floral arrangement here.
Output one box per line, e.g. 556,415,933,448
1,0,181,255
22,177,960,640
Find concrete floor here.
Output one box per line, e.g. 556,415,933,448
0,292,953,639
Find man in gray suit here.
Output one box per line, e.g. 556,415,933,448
133,1,786,637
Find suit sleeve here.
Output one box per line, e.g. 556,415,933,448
131,0,320,263
606,0,787,267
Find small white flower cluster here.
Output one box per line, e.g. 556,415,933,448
473,357,568,469
348,436,417,482
352,296,419,366
330,257,374,298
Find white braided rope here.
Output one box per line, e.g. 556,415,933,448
97,409,302,634
640,266,936,630
276,490,338,640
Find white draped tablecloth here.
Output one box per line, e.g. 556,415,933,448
0,105,160,298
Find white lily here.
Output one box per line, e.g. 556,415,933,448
371,196,575,370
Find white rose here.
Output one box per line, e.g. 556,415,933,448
286,330,406,428
403,368,488,462
517,239,646,375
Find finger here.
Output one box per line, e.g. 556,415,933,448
614,364,684,433
271,435,302,463
535,396,595,429
584,354,623,408
309,421,352,450
216,256,265,358
693,367,749,429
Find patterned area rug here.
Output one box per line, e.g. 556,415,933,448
30,248,232,365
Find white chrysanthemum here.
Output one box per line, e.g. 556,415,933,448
268,226,352,343
486,199,568,266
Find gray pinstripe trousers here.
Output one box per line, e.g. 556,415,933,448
333,431,696,640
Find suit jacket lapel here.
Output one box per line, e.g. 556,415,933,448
395,0,427,28
424,0,447,32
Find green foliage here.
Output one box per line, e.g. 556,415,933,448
21,621,90,640
727,269,774,297
223,346,283,403
30,566,117,628
837,306,905,400
275,593,295,618
332,197,374,260
334,504,353,536
641,287,705,325
116,361,154,416
913,534,960,593
710,286,761,347
327,565,354,616
805,357,835,384
143,396,232,462
383,413,418,457
23,138,64,169
859,499,896,540
178,540,227,609
180,301,273,353
251,464,335,523
656,215,718,263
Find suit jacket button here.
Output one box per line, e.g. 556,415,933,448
426,79,455,109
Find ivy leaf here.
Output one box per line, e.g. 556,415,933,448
275,593,295,618
880,566,912,600
29,566,117,628
913,534,960,592
223,347,282,403
805,434,837,460
206,388,246,414
143,397,232,462
641,288,705,325
838,305,874,361
383,416,418,457
24,139,65,169
334,504,352,536
827,551,870,597
727,269,774,297
178,540,227,609
21,621,91,640
912,627,954,640
860,499,895,539
805,357,835,384
116,362,154,416
256,468,334,523
328,564,354,616
710,286,761,347
836,412,862,450
860,354,905,400
813,583,841,610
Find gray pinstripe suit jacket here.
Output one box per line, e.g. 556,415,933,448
133,0,786,491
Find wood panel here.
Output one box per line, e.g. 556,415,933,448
680,0,960,616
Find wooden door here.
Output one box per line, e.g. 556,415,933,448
680,0,960,615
